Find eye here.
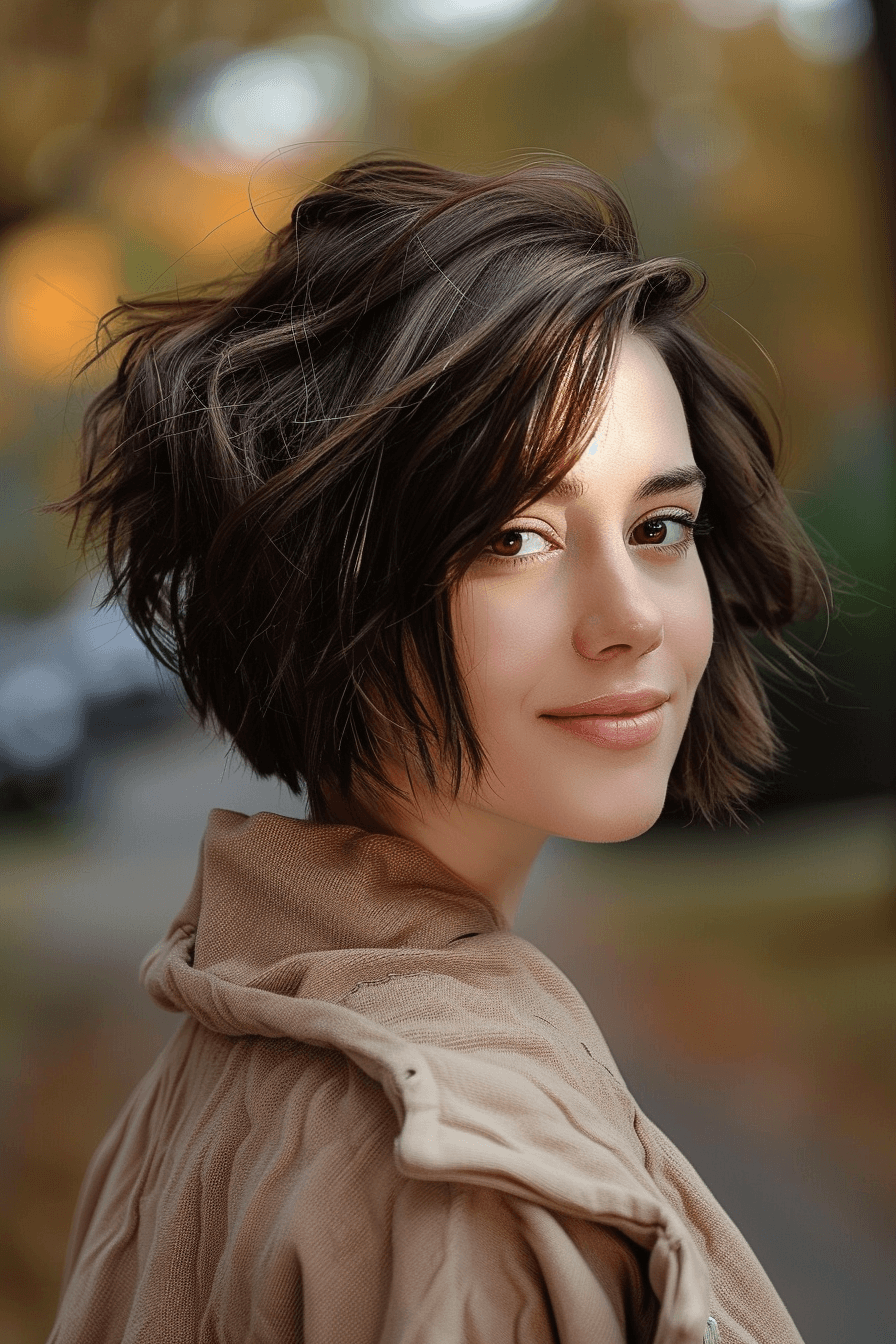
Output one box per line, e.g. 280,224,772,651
629,510,703,556
630,516,690,546
487,529,554,559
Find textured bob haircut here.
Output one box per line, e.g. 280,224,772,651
60,155,827,824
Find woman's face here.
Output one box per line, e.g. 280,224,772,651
451,332,714,844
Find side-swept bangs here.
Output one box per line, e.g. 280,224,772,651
58,154,828,822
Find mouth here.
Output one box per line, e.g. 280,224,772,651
540,689,669,751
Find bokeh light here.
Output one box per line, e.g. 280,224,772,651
776,0,874,64
679,0,773,32
164,36,370,171
366,0,559,47
92,139,314,277
0,218,120,381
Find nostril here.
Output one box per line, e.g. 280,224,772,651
573,641,630,662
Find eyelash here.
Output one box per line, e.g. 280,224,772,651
482,508,711,569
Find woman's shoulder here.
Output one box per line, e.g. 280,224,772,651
145,909,637,1154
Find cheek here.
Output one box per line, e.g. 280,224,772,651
670,563,714,687
452,576,564,722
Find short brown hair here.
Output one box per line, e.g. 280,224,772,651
59,154,827,823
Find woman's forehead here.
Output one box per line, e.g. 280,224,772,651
589,335,688,445
540,337,700,505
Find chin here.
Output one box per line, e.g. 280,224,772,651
537,780,670,845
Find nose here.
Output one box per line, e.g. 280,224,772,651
571,562,664,663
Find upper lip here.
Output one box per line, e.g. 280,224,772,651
542,689,670,717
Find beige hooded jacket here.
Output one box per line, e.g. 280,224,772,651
49,810,805,1344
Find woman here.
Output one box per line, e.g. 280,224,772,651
49,155,823,1343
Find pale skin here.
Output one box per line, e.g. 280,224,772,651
329,334,715,923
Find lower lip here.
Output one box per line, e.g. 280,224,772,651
542,707,665,750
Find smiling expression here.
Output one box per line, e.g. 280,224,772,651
449,332,715,844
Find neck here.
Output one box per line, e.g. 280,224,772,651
322,782,547,925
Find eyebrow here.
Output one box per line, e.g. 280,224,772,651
545,464,706,504
545,475,586,501
634,466,706,500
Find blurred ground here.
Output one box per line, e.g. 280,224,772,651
0,720,893,1342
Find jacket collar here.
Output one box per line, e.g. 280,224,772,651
188,808,507,973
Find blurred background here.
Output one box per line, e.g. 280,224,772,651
0,0,894,1338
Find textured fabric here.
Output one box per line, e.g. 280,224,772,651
49,810,805,1344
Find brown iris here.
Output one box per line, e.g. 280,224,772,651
631,518,671,545
490,529,527,557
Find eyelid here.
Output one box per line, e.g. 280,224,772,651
506,506,699,532
501,516,564,544
636,504,697,523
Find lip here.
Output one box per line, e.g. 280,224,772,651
541,688,669,751
543,689,670,717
